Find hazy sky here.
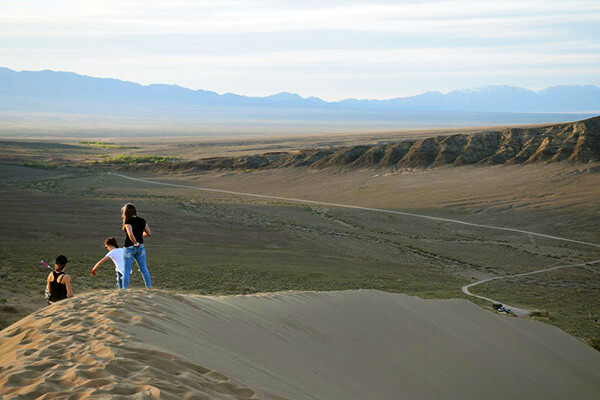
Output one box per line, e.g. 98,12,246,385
2,0,599,100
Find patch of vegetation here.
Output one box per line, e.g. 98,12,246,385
530,310,550,318
141,260,465,298
0,304,21,331
80,141,139,149
2,162,599,353
96,155,180,164
589,338,600,352
0,305,18,313
22,162,60,169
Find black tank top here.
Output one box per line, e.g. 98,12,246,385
49,271,68,302
124,216,147,247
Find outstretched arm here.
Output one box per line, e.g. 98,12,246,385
91,256,110,276
143,223,151,237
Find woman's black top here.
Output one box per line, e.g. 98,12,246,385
49,271,68,303
124,216,147,247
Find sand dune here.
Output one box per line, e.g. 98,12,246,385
0,291,283,399
1,290,600,399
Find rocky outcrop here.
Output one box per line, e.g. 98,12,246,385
134,116,600,172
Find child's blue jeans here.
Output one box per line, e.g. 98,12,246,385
116,272,124,289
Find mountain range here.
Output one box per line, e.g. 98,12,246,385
1,67,599,116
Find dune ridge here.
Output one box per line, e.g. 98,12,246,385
0,290,284,400
2,289,600,399
129,116,600,172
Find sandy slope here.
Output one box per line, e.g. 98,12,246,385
0,291,283,400
1,290,600,400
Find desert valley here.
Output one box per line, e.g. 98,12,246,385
1,115,600,398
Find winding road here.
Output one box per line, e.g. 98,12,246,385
461,260,600,315
111,172,600,316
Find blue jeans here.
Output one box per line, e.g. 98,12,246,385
123,244,151,289
116,272,124,289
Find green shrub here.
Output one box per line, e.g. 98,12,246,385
0,305,18,313
80,141,139,149
530,310,549,318
22,162,59,169
97,155,179,164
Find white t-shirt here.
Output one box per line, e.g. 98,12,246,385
106,248,126,275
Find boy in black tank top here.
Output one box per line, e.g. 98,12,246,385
46,255,73,304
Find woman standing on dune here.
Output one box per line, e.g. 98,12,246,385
121,203,152,289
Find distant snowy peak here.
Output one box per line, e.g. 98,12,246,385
538,85,600,95
451,85,534,95
452,84,600,96
264,92,305,104
267,92,303,99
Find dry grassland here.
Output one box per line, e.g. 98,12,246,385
0,136,599,349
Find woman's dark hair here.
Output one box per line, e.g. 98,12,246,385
55,255,68,272
121,203,137,229
105,237,119,248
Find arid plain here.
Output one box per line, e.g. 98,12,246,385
1,120,599,349
2,119,600,398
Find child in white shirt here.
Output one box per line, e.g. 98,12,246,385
91,237,128,289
